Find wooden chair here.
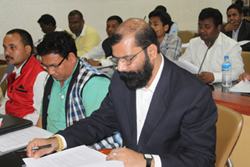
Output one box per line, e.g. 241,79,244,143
0,65,8,95
177,30,194,44
241,51,250,73
215,104,243,167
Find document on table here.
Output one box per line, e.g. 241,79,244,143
23,145,124,167
0,126,52,154
230,79,250,93
238,40,250,46
182,43,189,48
172,60,199,74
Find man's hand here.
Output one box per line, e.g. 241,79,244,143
106,148,155,167
198,72,214,83
237,72,250,82
224,22,240,32
26,137,59,159
86,59,101,66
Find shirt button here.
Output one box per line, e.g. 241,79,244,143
61,95,64,99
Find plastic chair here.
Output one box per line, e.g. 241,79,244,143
241,51,250,73
177,30,194,44
215,104,243,167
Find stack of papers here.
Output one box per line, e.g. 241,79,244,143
230,79,250,93
172,60,199,74
0,126,52,155
23,145,124,167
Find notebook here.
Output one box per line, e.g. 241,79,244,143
0,114,32,135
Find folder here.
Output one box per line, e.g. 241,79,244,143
0,114,32,135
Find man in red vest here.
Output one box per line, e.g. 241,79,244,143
0,29,47,125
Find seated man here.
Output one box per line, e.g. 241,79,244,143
28,18,217,167
237,72,250,82
81,15,123,66
154,5,178,34
67,10,101,57
149,10,182,60
179,8,244,83
37,14,62,34
36,31,122,150
221,4,250,51
0,29,47,125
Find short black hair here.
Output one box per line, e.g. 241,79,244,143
37,31,77,58
227,4,243,14
110,19,160,53
6,29,33,55
37,14,56,27
155,5,167,13
68,10,83,19
148,10,171,27
107,15,123,24
199,8,222,28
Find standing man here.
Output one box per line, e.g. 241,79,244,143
37,14,62,34
81,15,123,66
0,29,47,125
67,10,101,57
149,10,182,60
179,8,244,83
221,4,250,51
27,19,217,167
36,31,122,150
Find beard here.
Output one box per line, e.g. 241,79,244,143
119,52,153,90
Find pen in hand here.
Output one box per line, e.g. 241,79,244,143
32,144,52,150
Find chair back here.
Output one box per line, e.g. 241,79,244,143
241,51,250,73
0,65,8,95
215,104,243,167
177,30,194,44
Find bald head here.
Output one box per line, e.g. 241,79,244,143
110,18,160,52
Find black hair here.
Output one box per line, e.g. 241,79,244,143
199,8,222,28
227,4,243,14
6,29,33,55
107,15,123,24
155,5,167,13
37,14,56,27
148,10,171,27
110,19,160,53
37,31,77,58
68,10,83,19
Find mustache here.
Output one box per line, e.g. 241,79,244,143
5,55,14,60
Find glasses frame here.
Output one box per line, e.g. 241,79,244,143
111,46,148,65
41,57,66,70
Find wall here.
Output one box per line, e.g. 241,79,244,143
0,0,231,54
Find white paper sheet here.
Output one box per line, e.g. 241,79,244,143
238,40,250,46
23,145,124,167
0,126,52,154
182,43,189,48
172,60,199,74
230,79,250,93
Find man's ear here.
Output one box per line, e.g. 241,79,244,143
147,44,158,60
68,52,77,63
163,24,169,32
241,13,244,20
217,24,222,32
25,45,32,56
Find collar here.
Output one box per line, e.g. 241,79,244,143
233,19,243,32
138,53,164,93
199,32,222,47
72,25,86,41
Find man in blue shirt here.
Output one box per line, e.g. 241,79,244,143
36,31,122,150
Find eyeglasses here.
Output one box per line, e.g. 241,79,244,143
111,46,148,65
40,57,66,70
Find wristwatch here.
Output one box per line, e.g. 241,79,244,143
144,154,153,167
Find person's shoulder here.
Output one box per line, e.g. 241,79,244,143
85,25,99,34
220,32,238,45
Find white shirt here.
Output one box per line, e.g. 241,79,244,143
0,61,48,125
73,25,86,42
179,32,244,83
81,40,113,66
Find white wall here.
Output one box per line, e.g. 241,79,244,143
0,0,231,54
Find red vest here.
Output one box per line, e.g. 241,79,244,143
5,55,45,118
